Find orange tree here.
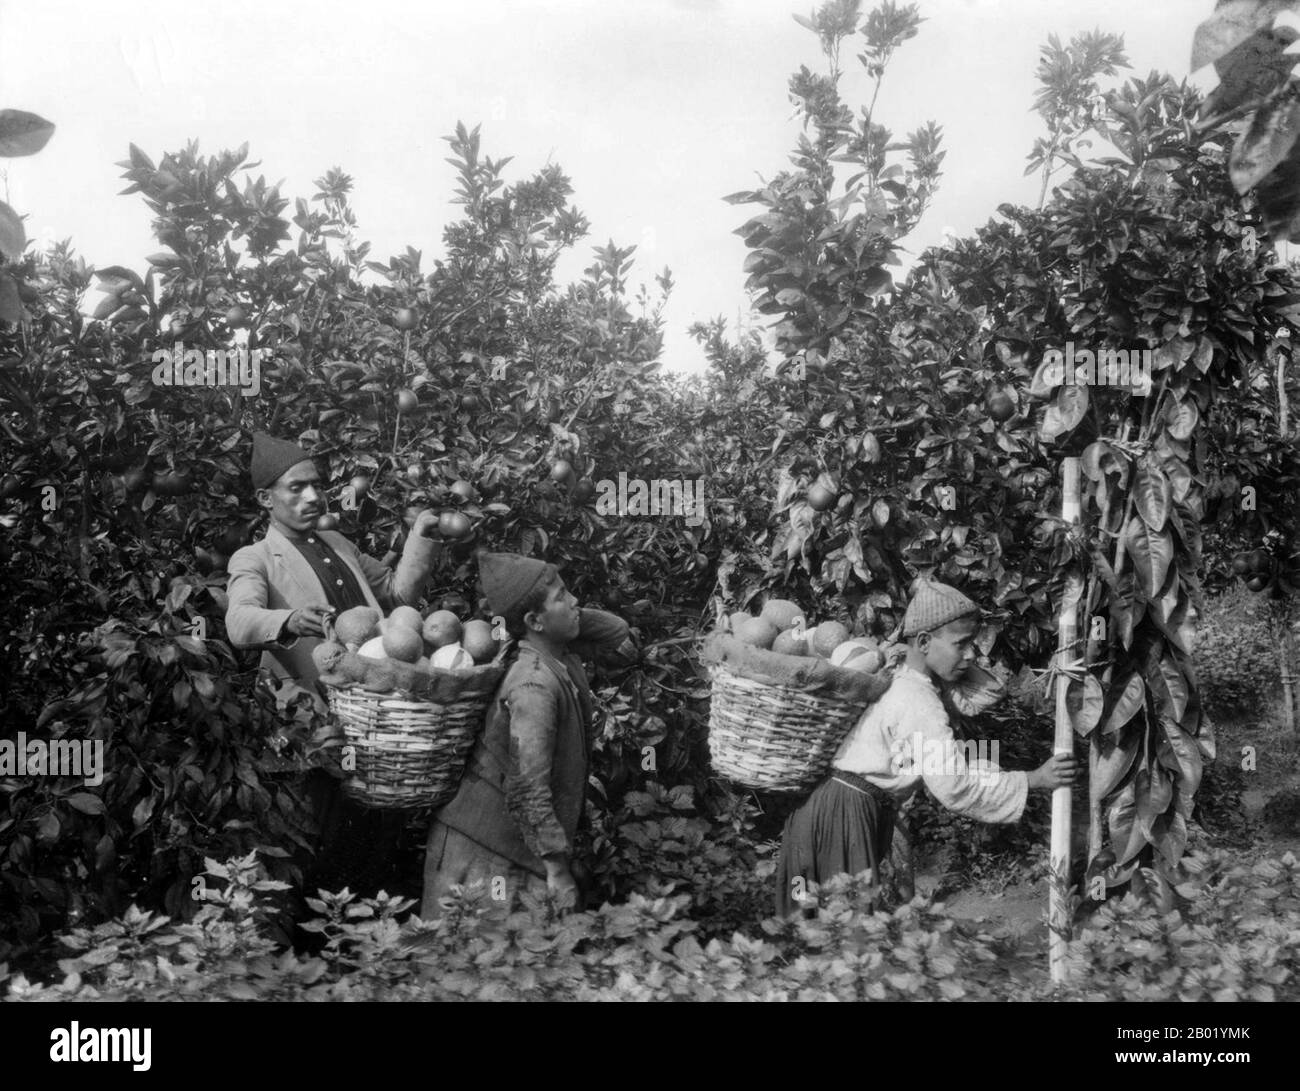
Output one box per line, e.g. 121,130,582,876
718,2,1300,894
0,126,730,960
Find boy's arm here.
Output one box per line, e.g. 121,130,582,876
907,693,1029,824
503,676,572,861
570,607,638,667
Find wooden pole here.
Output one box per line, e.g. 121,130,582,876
1050,457,1083,985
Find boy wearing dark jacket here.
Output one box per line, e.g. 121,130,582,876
423,553,635,916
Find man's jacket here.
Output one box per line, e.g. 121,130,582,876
225,522,440,698
434,609,634,877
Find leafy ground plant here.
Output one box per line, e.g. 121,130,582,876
3,846,1296,1002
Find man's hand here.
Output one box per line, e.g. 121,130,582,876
410,509,442,539
285,605,334,639
543,854,579,910
1028,753,1081,791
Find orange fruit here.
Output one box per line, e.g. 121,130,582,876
387,605,423,632
807,483,837,511
462,618,496,662
382,626,424,663
439,511,472,538
422,610,463,649
772,629,810,656
734,617,780,649
760,598,805,632
811,621,851,657
335,606,380,648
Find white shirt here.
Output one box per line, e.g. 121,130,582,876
832,663,1028,824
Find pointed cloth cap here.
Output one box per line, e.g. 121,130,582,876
250,432,314,489
479,552,558,617
902,579,980,637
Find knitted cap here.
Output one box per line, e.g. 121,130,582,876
479,552,558,617
250,432,314,490
902,579,980,637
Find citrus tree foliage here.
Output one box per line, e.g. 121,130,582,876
721,3,1300,889
1192,0,1300,240
726,0,943,355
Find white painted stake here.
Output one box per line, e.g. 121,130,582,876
1051,456,1082,985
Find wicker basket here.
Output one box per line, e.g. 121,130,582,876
322,643,509,810
702,632,893,793
322,685,487,809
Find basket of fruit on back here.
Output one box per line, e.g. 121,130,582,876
702,598,895,793
313,604,507,810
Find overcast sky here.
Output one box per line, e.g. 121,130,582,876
2,0,1224,371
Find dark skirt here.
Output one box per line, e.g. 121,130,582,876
774,771,895,918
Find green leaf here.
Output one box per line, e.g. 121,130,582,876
1158,713,1203,794
1067,674,1105,736
1134,454,1171,532
1150,652,1189,722
93,265,145,293
1039,384,1088,442
1092,731,1139,807
1165,396,1199,441
0,273,22,324
1106,779,1146,865
0,200,25,260
1135,766,1174,836
132,795,156,830
1100,672,1145,736
64,792,105,815
1121,515,1173,598
1191,0,1292,72
0,110,55,157
1230,94,1300,193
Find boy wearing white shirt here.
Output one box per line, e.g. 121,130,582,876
775,579,1079,918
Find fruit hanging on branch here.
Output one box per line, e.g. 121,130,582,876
438,510,472,539
985,387,1016,423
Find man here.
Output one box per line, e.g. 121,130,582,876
225,432,444,907
422,552,635,917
